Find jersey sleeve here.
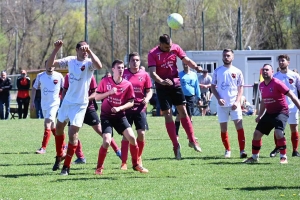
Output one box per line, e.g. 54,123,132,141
33,75,40,89
175,45,186,59
145,73,152,89
60,74,64,89
295,73,300,91
277,79,289,94
125,83,135,101
64,74,69,89
237,70,244,86
96,78,106,93
147,51,156,67
57,56,73,68
90,75,97,90
212,70,218,85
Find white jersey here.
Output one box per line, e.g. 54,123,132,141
212,65,244,107
274,69,300,113
33,71,64,110
57,56,94,105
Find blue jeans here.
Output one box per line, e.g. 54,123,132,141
0,96,10,120
34,98,44,119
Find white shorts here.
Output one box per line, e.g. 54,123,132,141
288,112,299,124
57,102,87,127
217,106,243,123
42,105,59,121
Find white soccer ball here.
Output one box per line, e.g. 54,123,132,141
167,13,183,30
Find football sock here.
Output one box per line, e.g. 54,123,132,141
277,137,287,155
291,132,299,151
55,134,65,157
166,121,179,148
221,132,230,150
180,117,197,143
110,138,119,153
75,139,84,159
237,128,245,151
252,139,262,155
121,140,129,164
97,145,108,169
273,133,279,148
130,144,139,166
63,143,77,168
137,139,145,158
41,129,51,149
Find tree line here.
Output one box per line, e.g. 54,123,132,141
0,0,299,74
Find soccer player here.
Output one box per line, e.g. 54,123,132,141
211,49,247,158
120,52,153,170
31,61,65,154
47,40,102,175
148,34,202,160
16,70,30,119
270,54,300,157
62,73,121,164
94,59,148,175
243,64,300,164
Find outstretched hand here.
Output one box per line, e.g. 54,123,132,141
54,40,63,49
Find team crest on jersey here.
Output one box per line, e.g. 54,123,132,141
269,87,273,93
289,79,294,84
80,65,85,71
231,73,236,79
106,83,112,91
120,88,124,93
138,76,143,81
124,76,128,80
53,80,58,85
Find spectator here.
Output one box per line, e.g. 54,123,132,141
0,71,12,120
17,70,30,119
32,78,44,119
198,69,212,116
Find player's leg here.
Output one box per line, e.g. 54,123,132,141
134,112,148,167
274,114,289,164
217,106,231,158
288,112,300,157
231,107,247,158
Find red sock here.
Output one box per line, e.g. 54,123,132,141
97,145,108,169
110,138,119,153
130,144,139,166
41,129,51,149
121,140,129,164
55,134,65,157
291,132,299,151
237,128,245,151
75,139,84,159
137,139,145,158
180,117,197,144
51,128,56,136
166,121,179,148
252,139,262,154
277,137,287,155
63,143,77,168
274,132,279,148
221,132,230,150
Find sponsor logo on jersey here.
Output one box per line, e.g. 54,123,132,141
81,65,85,71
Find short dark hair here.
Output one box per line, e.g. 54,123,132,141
159,34,171,45
76,41,88,49
263,63,273,69
128,52,140,62
112,59,124,68
277,54,290,61
223,49,234,54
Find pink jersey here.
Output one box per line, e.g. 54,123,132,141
64,73,97,110
123,68,152,114
259,77,289,115
97,77,135,119
148,43,186,89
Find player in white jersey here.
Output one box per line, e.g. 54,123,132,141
47,40,102,176
31,60,65,154
211,49,247,159
270,54,300,157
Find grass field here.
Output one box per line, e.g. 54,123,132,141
1,115,300,200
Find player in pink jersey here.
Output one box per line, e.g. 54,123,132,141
119,52,153,170
47,40,102,175
148,34,202,160
243,64,300,164
211,49,247,159
94,59,148,175
270,54,300,157
62,74,121,164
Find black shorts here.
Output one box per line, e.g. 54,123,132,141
126,111,148,130
255,113,288,135
83,108,100,126
156,87,186,111
173,95,195,117
101,117,131,135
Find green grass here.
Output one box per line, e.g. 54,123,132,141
1,115,300,200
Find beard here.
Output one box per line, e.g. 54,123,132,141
223,60,231,65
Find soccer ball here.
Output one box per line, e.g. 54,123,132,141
167,13,183,30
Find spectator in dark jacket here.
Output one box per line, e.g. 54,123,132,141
17,70,30,119
0,71,12,119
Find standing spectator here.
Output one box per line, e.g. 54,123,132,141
0,71,12,120
32,78,44,119
243,64,300,164
211,49,247,159
17,70,30,119
198,69,212,116
94,59,148,175
148,34,202,160
31,61,65,154
175,63,201,137
270,54,300,157
120,52,153,170
48,40,102,176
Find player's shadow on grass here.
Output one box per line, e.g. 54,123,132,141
17,163,53,166
225,186,300,191
0,173,54,178
208,161,272,165
0,152,31,154
53,177,118,182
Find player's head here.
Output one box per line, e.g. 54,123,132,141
21,70,27,77
112,59,125,77
261,64,273,81
76,41,89,60
128,52,141,69
44,60,54,73
277,54,290,70
182,62,189,71
159,34,172,52
1,70,6,80
222,49,234,65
